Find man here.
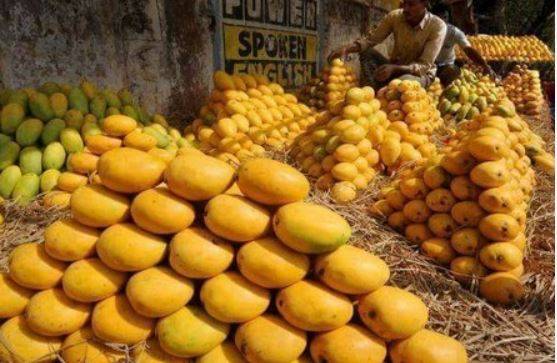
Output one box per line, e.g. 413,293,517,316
442,0,477,34
328,0,447,88
435,21,496,86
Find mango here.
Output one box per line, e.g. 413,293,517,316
1,103,25,134
11,173,40,203
314,245,389,295
103,89,122,108
0,316,61,363
124,129,158,151
61,327,125,363
0,273,33,319
131,186,195,234
8,89,29,111
479,242,523,271
92,294,154,345
480,272,524,305
144,126,170,147
64,109,84,129
40,169,61,192
358,286,428,340
204,194,271,242
390,329,468,363
310,324,387,363
169,227,235,279
134,338,186,363
470,160,509,188
450,175,480,200
0,133,10,146
18,146,42,175
44,218,99,262
80,80,98,100
15,118,43,146
402,200,431,223
235,314,306,363
67,152,98,175
57,171,88,192
41,142,65,170
41,118,66,144
102,114,137,137
165,153,235,201
123,104,139,121
0,88,13,106
71,184,130,227
479,213,520,242
9,242,66,290
69,87,89,113
80,120,102,139
29,92,55,121
60,127,84,153
450,256,488,283
0,165,21,198
451,200,486,227
201,271,271,323
98,147,166,193
25,288,90,337
276,280,353,331
90,94,107,119
156,306,230,358
196,342,246,363
49,92,68,118
63,258,127,303
125,266,193,319
85,134,122,155
273,202,351,253
236,237,310,289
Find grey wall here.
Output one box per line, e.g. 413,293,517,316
0,0,379,127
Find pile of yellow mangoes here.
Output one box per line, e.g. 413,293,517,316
186,71,318,165
0,80,181,206
457,35,554,62
503,65,544,117
427,78,443,106
297,59,358,112
370,107,554,304
0,149,467,362
437,69,505,122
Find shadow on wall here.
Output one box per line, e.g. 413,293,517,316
0,0,215,127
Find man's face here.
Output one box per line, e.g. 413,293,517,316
402,0,427,23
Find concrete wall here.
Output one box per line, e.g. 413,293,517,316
0,0,382,126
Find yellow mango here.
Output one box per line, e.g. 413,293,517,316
124,129,158,151
420,238,456,265
102,114,137,136
44,218,99,261
428,213,457,238
92,294,154,345
390,329,468,363
85,134,122,155
156,306,229,358
358,286,428,340
451,201,486,227
310,324,387,363
236,237,309,289
0,273,33,319
134,338,187,363
405,223,433,245
196,341,245,363
235,314,306,363
385,189,407,210
450,228,485,256
98,147,166,193
467,135,509,161
25,288,91,336
96,223,167,271
314,245,389,295
165,153,235,201
379,137,401,166
388,211,408,231
403,199,432,223
62,327,125,363
131,186,195,234
450,256,488,284
62,258,127,303
0,316,61,363
71,184,130,228
126,266,194,318
479,213,520,242
276,280,353,331
399,177,428,199
200,271,271,323
425,188,456,213
67,152,99,174
9,242,65,290
57,171,88,192
470,160,509,188
479,242,523,271
43,190,72,208
273,202,351,254
479,272,524,305
450,176,480,200
440,150,476,175
478,185,516,213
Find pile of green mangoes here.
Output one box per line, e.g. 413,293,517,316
0,80,175,204
437,69,507,122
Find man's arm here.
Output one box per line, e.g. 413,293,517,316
462,46,496,77
328,11,395,63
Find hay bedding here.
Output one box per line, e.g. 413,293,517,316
0,111,554,362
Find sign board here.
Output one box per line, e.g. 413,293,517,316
214,0,321,89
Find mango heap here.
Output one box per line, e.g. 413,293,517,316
0,81,181,205
0,146,467,362
186,71,318,165
369,107,554,304
297,58,358,112
437,69,505,122
502,65,544,117
457,35,554,62
427,78,443,106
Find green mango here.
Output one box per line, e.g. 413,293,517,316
64,109,84,130
474,96,488,111
59,83,72,96
137,106,151,125
29,92,55,121
49,93,69,118
0,165,22,198
118,89,135,106
1,103,25,134
81,121,102,138
122,105,139,121
42,142,66,170
68,87,89,114
466,106,480,120
0,141,21,170
8,90,29,111
60,128,84,153
90,94,107,119
458,87,469,104
0,89,13,107
16,119,44,146
455,104,471,122
83,114,98,125
143,126,170,148
38,82,61,96
41,118,66,145
152,114,168,127
102,89,122,108
40,169,61,192
0,133,11,146
449,102,462,114
19,146,43,175
81,80,98,100
106,107,121,116
11,173,40,204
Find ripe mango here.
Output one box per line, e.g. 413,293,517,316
85,134,121,155
390,329,468,363
70,184,130,227
49,92,68,118
196,342,245,363
80,120,102,138
276,280,353,331
479,242,523,271
43,190,72,208
0,273,33,319
44,218,99,262
420,238,456,265
451,200,486,227
124,129,158,151
479,213,520,242
102,114,137,136
57,172,88,192
62,258,127,303
9,242,66,290
67,152,98,174
0,165,21,198
62,327,125,363
480,272,524,305
1,103,25,134
156,306,229,358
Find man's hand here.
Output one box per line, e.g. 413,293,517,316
375,64,398,82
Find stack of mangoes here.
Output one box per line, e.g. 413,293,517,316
437,69,505,122
457,35,554,62
0,81,178,205
502,65,544,117
427,78,443,106
0,152,467,362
